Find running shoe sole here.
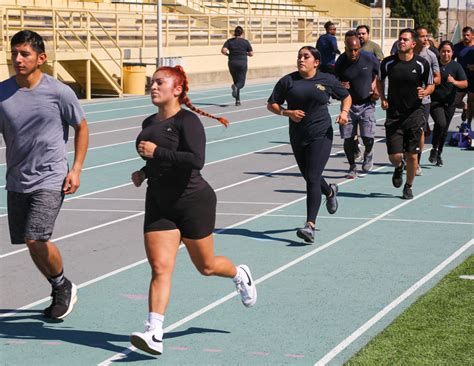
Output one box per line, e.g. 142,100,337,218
55,283,78,320
130,334,162,355
296,229,314,243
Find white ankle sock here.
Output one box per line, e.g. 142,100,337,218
232,266,243,283
148,312,164,329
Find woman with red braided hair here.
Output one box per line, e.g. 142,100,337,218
130,65,257,356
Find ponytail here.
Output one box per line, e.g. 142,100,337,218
156,65,229,127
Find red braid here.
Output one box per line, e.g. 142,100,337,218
156,65,229,127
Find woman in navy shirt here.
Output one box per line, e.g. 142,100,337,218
429,41,468,166
221,26,254,106
267,46,351,243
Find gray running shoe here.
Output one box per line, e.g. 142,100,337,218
354,146,362,162
296,223,314,243
392,162,404,188
362,151,373,173
347,166,357,179
402,184,413,199
326,184,338,214
43,279,77,319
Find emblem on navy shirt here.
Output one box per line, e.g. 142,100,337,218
315,83,326,91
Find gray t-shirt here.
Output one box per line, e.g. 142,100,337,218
0,74,86,193
418,47,440,104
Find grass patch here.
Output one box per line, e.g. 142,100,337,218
346,255,474,365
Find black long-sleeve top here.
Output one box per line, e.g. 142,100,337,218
136,109,208,199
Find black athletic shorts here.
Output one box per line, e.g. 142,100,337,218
7,189,64,244
144,184,216,239
385,107,424,154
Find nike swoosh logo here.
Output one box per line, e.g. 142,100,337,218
152,335,163,343
241,267,252,286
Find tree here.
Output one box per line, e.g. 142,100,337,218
390,0,440,36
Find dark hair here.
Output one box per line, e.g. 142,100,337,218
234,26,244,37
399,28,417,41
11,30,45,53
298,46,321,61
345,30,357,38
438,40,454,52
156,66,229,127
414,25,428,34
462,26,472,33
356,25,370,34
324,21,335,31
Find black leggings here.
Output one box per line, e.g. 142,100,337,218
291,130,333,224
430,101,456,154
228,61,248,91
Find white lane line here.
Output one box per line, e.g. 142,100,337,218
0,142,291,218
216,213,474,225
57,208,142,213
84,87,274,115
0,212,144,259
72,197,144,201
98,167,474,365
81,82,277,108
314,238,474,366
0,145,295,258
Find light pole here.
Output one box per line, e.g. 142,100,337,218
156,0,163,68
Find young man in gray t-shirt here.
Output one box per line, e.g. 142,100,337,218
415,26,441,175
0,30,89,319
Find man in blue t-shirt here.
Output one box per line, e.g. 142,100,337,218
316,21,341,75
0,30,89,319
335,32,379,178
453,26,474,125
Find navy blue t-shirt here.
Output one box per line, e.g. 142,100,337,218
335,50,380,104
268,71,349,144
223,37,253,62
316,33,339,66
432,60,467,104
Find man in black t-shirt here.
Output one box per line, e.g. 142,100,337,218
335,33,380,178
377,28,434,199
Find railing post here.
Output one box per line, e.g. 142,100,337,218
260,16,263,44
187,15,191,46
116,12,119,45
86,58,91,100
208,15,211,46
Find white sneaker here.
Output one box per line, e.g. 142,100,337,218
130,322,163,355
416,165,423,176
234,265,257,307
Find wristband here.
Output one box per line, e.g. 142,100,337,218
341,110,349,113
280,109,285,116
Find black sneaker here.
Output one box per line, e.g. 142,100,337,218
326,184,338,214
402,184,413,199
428,149,438,164
436,155,444,167
43,279,77,319
296,223,314,243
235,100,241,106
392,162,404,188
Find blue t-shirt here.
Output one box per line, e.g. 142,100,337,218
268,71,349,144
316,33,339,66
335,50,380,104
0,74,86,193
